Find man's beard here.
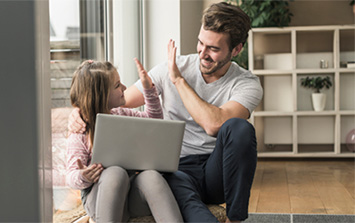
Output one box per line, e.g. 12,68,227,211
199,52,231,75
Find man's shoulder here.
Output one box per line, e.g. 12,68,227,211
229,62,259,80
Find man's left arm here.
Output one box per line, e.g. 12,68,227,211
168,39,249,137
174,77,249,136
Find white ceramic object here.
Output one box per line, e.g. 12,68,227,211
312,93,326,111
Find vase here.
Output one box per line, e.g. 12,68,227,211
312,93,326,111
346,129,355,152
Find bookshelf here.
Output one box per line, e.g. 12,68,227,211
248,25,355,157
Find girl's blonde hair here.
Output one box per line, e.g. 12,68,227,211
70,60,116,148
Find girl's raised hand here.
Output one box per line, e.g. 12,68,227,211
134,58,153,90
167,39,183,84
77,159,103,183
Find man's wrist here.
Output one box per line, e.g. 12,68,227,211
174,77,185,86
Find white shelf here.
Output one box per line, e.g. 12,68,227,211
251,24,355,32
340,111,355,115
249,25,355,158
254,68,355,75
253,111,294,116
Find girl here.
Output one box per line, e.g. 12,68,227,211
66,59,183,223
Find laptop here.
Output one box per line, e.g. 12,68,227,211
91,114,185,172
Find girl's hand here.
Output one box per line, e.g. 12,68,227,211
134,58,153,90
77,159,103,183
167,39,183,84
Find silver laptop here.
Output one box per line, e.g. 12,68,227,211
91,114,185,172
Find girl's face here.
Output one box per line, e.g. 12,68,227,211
108,70,127,109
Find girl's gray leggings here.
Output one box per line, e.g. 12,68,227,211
84,166,183,223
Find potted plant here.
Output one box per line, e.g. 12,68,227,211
225,0,293,69
300,76,332,111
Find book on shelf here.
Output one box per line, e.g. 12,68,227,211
347,61,355,68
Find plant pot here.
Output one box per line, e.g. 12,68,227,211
312,93,326,111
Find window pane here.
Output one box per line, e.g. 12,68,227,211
50,0,105,219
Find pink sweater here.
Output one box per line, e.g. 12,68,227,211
66,86,163,190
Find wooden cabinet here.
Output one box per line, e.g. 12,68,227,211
248,25,355,157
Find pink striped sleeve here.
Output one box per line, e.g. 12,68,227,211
111,85,163,119
66,133,93,190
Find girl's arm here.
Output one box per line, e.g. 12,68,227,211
111,86,163,119
112,58,163,119
66,134,96,190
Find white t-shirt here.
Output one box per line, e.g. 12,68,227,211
135,54,263,156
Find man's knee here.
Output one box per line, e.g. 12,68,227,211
218,118,256,158
221,118,254,133
220,118,255,139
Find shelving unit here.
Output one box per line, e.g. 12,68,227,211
248,25,355,158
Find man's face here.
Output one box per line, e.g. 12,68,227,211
197,26,232,76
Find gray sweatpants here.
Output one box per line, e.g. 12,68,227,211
84,166,183,223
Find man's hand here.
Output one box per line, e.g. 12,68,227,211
68,107,86,134
167,39,183,84
134,58,153,90
77,159,103,183
165,40,249,137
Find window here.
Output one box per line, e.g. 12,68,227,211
50,0,107,217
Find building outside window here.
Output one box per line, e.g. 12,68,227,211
49,0,107,217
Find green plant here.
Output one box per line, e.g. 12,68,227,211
225,0,293,69
228,0,293,28
300,76,332,93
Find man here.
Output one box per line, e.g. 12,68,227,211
70,2,262,222
126,3,262,222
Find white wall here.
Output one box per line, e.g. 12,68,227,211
180,0,203,55
113,0,142,87
142,0,181,71
113,0,204,86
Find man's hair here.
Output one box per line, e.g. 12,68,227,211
70,60,116,148
202,2,251,50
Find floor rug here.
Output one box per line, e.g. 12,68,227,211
245,213,355,223
293,214,355,223
245,213,291,223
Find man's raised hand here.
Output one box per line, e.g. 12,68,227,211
167,39,183,84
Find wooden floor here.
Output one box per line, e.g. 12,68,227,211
249,159,355,215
